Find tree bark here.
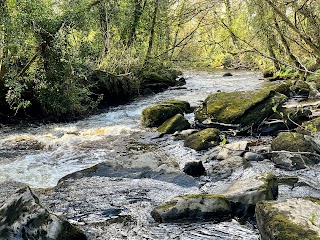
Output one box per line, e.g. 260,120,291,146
274,17,304,70
264,0,320,57
127,0,145,47
145,0,159,64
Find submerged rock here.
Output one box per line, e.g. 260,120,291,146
256,198,320,240
223,73,233,77
183,161,206,177
195,84,288,129
0,187,87,240
151,173,278,223
184,128,223,151
141,100,191,127
157,114,190,134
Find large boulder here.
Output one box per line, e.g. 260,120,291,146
141,100,191,127
151,194,232,223
0,187,87,240
157,114,190,134
256,198,320,240
184,128,223,151
151,173,278,223
195,84,288,129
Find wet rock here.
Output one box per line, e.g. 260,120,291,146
151,194,232,223
141,99,191,127
271,132,316,152
157,114,190,134
216,141,248,160
272,151,320,170
223,173,278,217
211,156,249,178
184,128,223,151
3,137,45,151
0,187,87,240
183,161,206,177
259,108,311,134
272,152,308,170
151,173,278,223
172,129,199,140
263,69,274,78
195,85,288,128
256,198,320,240
223,73,233,77
290,80,310,96
243,152,265,161
278,176,299,186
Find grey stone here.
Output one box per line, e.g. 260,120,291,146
0,187,87,240
256,198,320,240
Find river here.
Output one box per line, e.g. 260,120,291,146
1,70,320,239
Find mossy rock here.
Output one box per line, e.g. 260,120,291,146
307,70,320,90
162,100,192,113
256,198,320,240
141,104,183,127
184,128,222,151
195,84,288,128
263,68,274,78
290,80,310,96
141,100,191,127
151,194,231,223
157,114,190,134
297,117,320,135
271,132,314,152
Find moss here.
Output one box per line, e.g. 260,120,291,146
307,70,320,90
155,200,178,211
195,84,288,125
141,104,183,127
162,100,192,113
271,132,313,152
184,128,222,151
258,173,278,200
304,197,320,206
157,114,190,134
297,117,320,135
278,176,299,186
181,193,226,199
257,201,320,240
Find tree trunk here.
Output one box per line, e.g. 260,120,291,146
264,0,320,57
98,2,111,56
224,0,237,46
145,0,159,64
127,0,145,47
274,17,304,70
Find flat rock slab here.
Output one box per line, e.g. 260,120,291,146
256,198,320,240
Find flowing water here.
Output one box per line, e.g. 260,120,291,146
1,70,320,239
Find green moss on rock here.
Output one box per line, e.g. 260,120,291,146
141,100,191,127
271,132,313,152
157,114,190,134
184,128,222,151
141,104,183,127
195,84,288,126
256,200,320,240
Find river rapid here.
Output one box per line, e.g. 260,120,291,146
1,70,320,239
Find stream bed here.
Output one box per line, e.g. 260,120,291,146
1,70,320,239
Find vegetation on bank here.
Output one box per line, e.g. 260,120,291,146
1,0,320,122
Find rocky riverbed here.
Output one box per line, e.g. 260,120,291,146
1,70,320,239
